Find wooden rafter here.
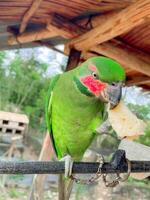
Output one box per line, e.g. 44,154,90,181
7,6,150,79
48,14,86,37
20,0,43,34
68,0,150,51
64,23,150,77
46,23,77,39
8,28,58,45
8,13,84,45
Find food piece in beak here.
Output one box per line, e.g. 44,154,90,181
108,101,146,139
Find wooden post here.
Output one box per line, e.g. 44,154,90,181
28,133,54,200
66,48,81,71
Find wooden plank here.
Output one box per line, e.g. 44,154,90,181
68,0,150,51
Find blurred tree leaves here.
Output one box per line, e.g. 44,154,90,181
0,50,50,133
127,103,150,120
127,103,150,146
0,49,149,142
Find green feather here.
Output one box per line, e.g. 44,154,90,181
45,74,60,156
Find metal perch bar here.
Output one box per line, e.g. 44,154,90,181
0,161,149,174
0,150,149,174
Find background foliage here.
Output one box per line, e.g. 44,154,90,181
0,49,150,199
0,50,51,133
0,49,149,141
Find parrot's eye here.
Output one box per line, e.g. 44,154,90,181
92,72,98,79
111,82,116,86
111,82,117,86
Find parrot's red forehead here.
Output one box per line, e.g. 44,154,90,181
88,64,97,72
80,75,106,97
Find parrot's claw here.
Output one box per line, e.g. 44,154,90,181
60,155,73,178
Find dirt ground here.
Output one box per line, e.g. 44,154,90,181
0,179,149,200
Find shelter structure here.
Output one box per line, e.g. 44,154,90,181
0,0,149,89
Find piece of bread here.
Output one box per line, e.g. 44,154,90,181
108,101,146,139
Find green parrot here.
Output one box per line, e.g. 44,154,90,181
46,56,125,199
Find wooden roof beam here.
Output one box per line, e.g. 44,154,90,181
126,76,150,86
8,27,58,45
68,0,150,51
7,11,150,77
60,14,150,76
89,40,150,76
8,14,83,45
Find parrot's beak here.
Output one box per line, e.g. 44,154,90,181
99,82,123,109
106,82,123,109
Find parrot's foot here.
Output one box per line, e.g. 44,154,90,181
60,155,73,178
96,119,111,134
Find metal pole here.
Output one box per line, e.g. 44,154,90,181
0,160,149,174
0,150,149,175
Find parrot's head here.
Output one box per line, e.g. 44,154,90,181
74,56,125,109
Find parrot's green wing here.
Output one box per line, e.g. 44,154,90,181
45,74,60,156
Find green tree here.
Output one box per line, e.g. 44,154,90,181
0,50,50,132
127,103,150,146
127,103,150,120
